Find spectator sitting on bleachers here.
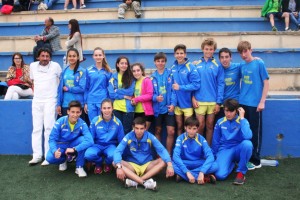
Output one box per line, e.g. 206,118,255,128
261,0,291,31
32,17,62,61
282,0,300,30
118,0,142,19
4,53,33,100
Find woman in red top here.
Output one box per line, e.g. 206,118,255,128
4,53,33,100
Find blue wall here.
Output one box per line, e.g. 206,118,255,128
1,49,300,71
0,98,299,157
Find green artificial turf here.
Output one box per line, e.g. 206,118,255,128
0,156,299,200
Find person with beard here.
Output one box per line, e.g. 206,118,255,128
28,48,62,166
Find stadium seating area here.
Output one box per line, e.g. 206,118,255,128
0,0,299,157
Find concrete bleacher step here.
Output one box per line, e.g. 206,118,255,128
0,48,299,70
8,0,265,11
0,6,262,23
1,17,297,37
1,32,299,53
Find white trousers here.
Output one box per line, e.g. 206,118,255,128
4,86,33,100
31,101,56,159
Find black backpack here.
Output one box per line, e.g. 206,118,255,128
13,0,31,12
2,0,14,6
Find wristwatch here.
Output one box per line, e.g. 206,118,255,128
116,163,122,169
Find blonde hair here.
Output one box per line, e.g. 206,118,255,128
201,38,217,50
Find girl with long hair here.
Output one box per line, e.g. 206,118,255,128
65,19,83,63
57,48,87,121
84,47,112,122
108,56,136,134
130,63,154,130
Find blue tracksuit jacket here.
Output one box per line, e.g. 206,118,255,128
194,57,225,104
173,133,215,174
108,72,136,112
114,130,171,165
212,115,253,156
170,58,200,109
90,115,125,146
57,65,86,107
49,116,93,154
84,65,112,104
151,68,176,117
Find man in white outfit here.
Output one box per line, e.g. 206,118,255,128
28,48,62,166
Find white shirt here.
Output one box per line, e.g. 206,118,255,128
30,61,62,102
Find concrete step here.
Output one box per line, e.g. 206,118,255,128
1,17,297,37
2,0,265,11
1,32,299,53
0,6,262,23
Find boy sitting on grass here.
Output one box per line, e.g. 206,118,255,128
172,117,218,184
113,117,174,190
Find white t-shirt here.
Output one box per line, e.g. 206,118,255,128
30,61,62,102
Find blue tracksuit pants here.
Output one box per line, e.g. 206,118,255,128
84,144,116,166
46,136,86,167
87,103,101,122
215,140,253,180
172,160,218,182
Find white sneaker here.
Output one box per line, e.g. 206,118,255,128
28,157,42,165
144,178,157,190
59,161,67,171
80,4,86,9
64,8,67,11
43,3,48,10
125,179,138,188
71,7,76,10
41,160,49,166
37,3,44,10
75,167,87,177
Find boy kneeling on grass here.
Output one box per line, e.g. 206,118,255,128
212,99,253,185
46,100,93,178
172,117,218,184
113,117,174,190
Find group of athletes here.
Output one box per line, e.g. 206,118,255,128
28,37,269,190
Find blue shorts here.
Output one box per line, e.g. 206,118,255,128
267,12,283,19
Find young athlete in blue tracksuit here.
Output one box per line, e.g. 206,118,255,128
46,101,93,177
113,117,174,190
192,38,224,146
108,56,136,134
57,48,86,121
84,47,112,122
171,44,200,136
151,52,177,155
172,117,218,184
85,99,125,174
212,98,253,185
